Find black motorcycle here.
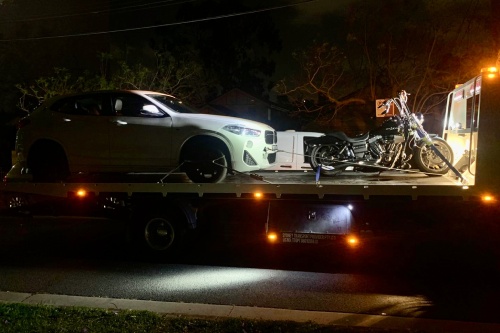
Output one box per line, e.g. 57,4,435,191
307,90,455,177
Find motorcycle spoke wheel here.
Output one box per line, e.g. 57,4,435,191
310,145,347,175
413,138,454,175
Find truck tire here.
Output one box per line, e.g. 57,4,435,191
133,212,186,260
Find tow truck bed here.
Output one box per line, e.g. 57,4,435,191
1,170,467,200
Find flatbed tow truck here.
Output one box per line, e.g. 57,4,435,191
1,69,499,257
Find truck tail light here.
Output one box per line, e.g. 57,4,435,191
267,232,278,242
346,235,359,247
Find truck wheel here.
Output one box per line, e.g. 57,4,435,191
134,214,186,259
29,142,69,182
183,145,228,183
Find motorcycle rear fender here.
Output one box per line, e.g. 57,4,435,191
306,134,343,147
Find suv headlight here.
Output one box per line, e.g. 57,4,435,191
222,125,261,137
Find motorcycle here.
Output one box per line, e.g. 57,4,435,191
307,90,456,177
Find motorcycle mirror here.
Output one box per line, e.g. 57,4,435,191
399,90,411,103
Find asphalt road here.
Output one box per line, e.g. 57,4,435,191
0,208,499,326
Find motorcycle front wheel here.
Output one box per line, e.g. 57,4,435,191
412,137,454,176
309,144,348,176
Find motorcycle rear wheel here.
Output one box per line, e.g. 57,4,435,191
309,145,348,176
412,137,454,176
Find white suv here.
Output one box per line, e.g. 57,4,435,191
10,90,278,183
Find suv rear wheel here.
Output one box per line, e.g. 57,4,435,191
28,142,70,182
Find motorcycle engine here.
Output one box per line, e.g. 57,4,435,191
364,137,384,161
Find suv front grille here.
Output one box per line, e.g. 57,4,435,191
265,131,277,144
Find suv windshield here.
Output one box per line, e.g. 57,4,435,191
148,94,198,114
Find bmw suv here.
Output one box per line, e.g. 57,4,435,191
10,90,278,183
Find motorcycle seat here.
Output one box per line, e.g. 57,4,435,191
326,131,369,143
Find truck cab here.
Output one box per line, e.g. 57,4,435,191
265,130,324,171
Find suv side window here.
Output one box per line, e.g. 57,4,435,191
51,94,107,116
112,94,164,118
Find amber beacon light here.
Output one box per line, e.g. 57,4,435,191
481,67,498,79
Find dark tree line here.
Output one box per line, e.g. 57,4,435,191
1,0,282,113
276,0,497,133
1,0,498,135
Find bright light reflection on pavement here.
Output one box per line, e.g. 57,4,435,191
151,267,272,292
377,295,433,317
143,266,434,319
147,266,433,316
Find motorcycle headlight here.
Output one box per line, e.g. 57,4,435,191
222,125,262,137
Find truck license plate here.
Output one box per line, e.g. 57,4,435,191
281,232,338,244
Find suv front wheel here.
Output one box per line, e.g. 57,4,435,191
182,145,228,183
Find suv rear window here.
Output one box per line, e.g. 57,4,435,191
51,95,105,116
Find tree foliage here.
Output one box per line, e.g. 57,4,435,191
106,49,210,106
274,42,365,125
15,50,206,112
151,0,282,99
277,0,496,130
345,0,494,113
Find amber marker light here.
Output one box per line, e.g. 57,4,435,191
267,232,278,242
346,235,359,247
481,194,496,203
254,192,263,199
76,189,88,198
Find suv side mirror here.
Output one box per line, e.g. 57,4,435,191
140,105,163,117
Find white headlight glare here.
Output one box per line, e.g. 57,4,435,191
223,125,261,137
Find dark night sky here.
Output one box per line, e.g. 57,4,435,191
0,0,352,111
0,0,498,112
0,0,349,75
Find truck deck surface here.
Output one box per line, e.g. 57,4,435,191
2,170,469,200
232,170,462,186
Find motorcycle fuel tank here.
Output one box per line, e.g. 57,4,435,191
370,116,402,137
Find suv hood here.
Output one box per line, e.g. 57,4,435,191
172,112,275,131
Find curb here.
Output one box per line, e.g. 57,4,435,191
1,291,500,333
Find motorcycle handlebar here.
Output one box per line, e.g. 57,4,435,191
378,91,411,115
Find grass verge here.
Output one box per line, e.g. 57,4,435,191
0,303,423,333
